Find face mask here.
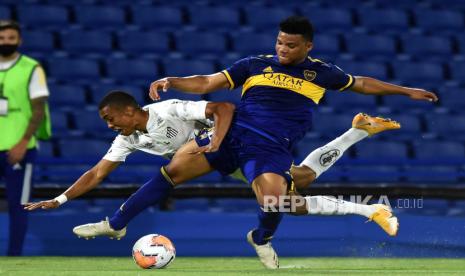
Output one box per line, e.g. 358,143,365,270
0,44,19,57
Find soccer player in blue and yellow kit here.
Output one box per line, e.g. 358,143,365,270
148,16,438,268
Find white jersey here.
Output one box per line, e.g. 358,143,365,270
103,100,212,162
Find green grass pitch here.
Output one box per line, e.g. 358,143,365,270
1,257,465,275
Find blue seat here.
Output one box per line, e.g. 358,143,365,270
59,139,110,158
293,138,326,163
346,166,400,183
345,34,397,60
448,61,465,85
17,5,69,29
48,58,100,83
163,59,216,76
354,141,408,161
175,32,227,55
311,34,341,58
118,30,170,55
391,61,444,87
206,90,242,105
315,166,345,183
90,84,145,105
455,35,465,55
131,6,183,30
37,141,55,158
244,7,296,30
74,5,126,29
335,60,388,80
188,6,240,29
48,84,87,106
401,35,453,59
413,9,464,33
413,141,465,161
322,91,377,109
357,8,409,33
21,31,55,53
105,58,159,84
61,30,113,55
311,113,354,137
41,164,92,183
161,90,205,101
424,114,465,140
301,7,353,32
73,111,112,134
50,110,69,131
232,32,276,56
405,166,459,183
382,95,436,111
437,88,465,110
0,5,12,19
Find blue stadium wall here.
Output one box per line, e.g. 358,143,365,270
1,206,465,257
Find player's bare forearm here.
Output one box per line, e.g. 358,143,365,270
149,73,229,100
205,102,235,152
351,76,438,102
22,96,47,141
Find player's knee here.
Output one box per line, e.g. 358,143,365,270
163,164,183,186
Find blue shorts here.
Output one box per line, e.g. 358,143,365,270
195,125,293,184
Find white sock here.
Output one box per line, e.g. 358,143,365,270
305,196,376,218
300,128,368,178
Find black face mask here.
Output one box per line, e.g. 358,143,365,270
0,44,19,57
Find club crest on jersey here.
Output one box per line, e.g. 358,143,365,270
263,66,274,80
303,70,317,81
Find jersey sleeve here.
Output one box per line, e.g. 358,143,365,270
102,136,136,162
221,57,251,90
29,66,50,99
319,63,354,92
165,100,208,120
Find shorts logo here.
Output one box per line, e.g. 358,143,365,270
303,70,317,81
319,149,340,166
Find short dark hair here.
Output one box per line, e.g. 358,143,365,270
0,20,21,35
279,16,313,42
98,91,139,110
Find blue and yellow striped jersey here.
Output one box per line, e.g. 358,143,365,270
222,54,354,148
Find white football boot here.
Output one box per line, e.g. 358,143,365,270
73,217,126,240
247,230,279,269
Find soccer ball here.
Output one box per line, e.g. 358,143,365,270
132,234,176,269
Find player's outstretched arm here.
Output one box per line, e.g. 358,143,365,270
24,159,120,211
350,76,439,102
149,72,230,100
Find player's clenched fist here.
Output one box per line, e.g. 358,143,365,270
149,78,171,101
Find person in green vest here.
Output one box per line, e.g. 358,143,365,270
0,20,51,256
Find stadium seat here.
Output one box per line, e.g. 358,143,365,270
60,30,113,56
206,90,242,105
413,141,465,162
335,60,388,80
382,114,422,140
74,5,126,29
37,141,55,159
117,30,170,55
345,165,401,183
105,58,159,84
187,6,241,30
354,141,408,162
293,138,327,163
401,35,453,59
48,58,101,83
244,7,297,31
301,7,353,33
311,113,354,138
405,166,459,183
130,6,183,30
174,32,227,55
48,84,87,106
322,90,377,110
448,61,465,85
73,111,114,134
345,34,397,60
391,61,444,87
311,34,341,58
58,139,110,159
90,83,145,105
50,110,70,132
357,8,410,33
437,88,465,110
382,95,437,111
0,6,12,19
16,5,69,29
424,114,465,140
231,32,276,56
21,31,55,54
162,59,216,76
413,9,464,33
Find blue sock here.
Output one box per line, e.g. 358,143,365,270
252,208,283,245
109,167,173,230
